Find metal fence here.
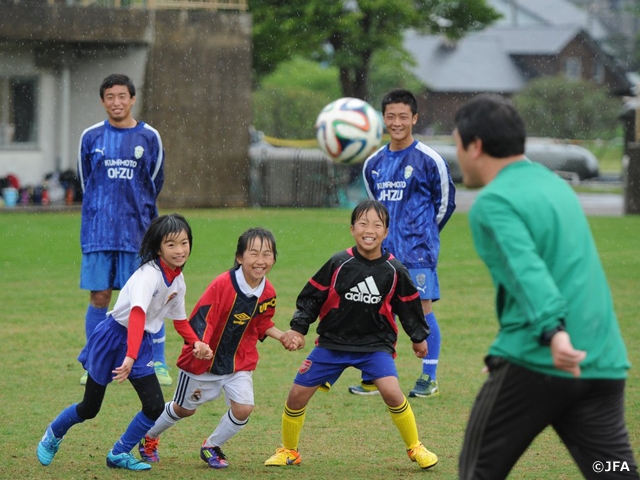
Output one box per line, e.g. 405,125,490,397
249,142,360,208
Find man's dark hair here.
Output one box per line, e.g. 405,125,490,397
100,74,136,99
381,89,418,116
454,94,526,158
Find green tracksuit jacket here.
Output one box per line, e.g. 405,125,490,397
469,160,629,379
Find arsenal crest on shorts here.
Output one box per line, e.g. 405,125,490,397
299,359,312,374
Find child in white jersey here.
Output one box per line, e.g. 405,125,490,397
37,213,208,471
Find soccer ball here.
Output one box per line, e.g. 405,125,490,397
315,97,383,164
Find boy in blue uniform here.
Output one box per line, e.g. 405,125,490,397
264,200,438,470
353,89,456,398
78,73,171,386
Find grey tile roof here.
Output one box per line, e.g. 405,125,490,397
488,0,608,39
405,25,592,93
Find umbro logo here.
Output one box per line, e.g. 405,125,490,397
233,312,251,325
345,276,382,304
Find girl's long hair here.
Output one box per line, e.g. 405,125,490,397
138,213,193,268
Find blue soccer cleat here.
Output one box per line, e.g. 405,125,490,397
37,425,64,466
107,450,152,471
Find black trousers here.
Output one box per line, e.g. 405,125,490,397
459,357,638,480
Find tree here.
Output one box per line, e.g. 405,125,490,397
253,57,341,139
367,48,425,106
513,76,621,140
250,0,501,100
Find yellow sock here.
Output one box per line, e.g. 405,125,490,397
282,404,306,450
388,396,420,449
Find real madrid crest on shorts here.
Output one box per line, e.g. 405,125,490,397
135,145,144,159
190,389,202,402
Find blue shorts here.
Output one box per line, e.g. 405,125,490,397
293,347,398,388
408,267,440,301
78,316,155,386
80,251,138,291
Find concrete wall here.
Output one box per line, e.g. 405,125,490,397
0,3,252,207
144,10,253,208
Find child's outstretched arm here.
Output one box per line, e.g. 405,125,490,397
172,319,212,359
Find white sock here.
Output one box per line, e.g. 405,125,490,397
204,409,248,448
147,402,181,439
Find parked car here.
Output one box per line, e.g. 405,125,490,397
428,138,599,183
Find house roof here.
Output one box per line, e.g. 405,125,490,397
404,25,583,93
488,0,608,40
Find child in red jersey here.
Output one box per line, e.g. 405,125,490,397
138,227,302,469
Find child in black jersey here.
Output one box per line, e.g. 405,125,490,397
264,199,438,470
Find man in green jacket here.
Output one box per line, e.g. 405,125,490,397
453,94,637,480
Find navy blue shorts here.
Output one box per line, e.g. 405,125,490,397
293,347,398,388
78,316,155,386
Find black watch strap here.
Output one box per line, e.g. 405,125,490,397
539,325,566,346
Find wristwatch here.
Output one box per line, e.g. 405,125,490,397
539,324,566,346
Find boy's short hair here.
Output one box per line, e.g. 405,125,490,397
382,89,418,116
100,74,136,99
351,200,389,228
454,94,526,158
234,227,277,268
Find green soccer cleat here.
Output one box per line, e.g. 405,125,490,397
37,425,63,466
154,362,172,387
107,450,152,471
264,447,301,466
348,381,380,395
200,443,229,469
407,442,438,469
408,374,439,398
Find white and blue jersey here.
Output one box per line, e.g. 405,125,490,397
363,140,456,270
78,120,164,254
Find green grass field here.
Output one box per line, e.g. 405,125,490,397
1,208,639,479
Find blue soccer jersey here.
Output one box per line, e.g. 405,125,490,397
362,140,456,269
78,120,164,253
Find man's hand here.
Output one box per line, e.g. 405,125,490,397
550,331,587,377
